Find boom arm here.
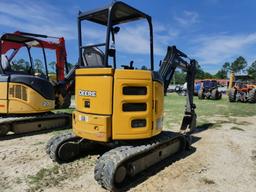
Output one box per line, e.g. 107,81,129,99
159,46,197,132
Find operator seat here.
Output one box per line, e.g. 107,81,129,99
82,47,104,67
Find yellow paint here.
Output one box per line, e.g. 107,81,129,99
229,71,235,89
76,68,113,75
0,82,54,114
73,68,164,142
0,82,7,99
73,110,111,142
0,82,8,113
75,68,113,115
152,81,164,136
112,69,153,140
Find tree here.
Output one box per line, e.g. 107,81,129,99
67,62,74,71
170,71,186,84
141,65,148,70
195,64,205,79
231,56,247,73
11,59,30,72
48,61,56,73
34,59,44,73
223,62,230,71
195,63,213,79
247,60,256,80
214,62,230,79
215,69,226,79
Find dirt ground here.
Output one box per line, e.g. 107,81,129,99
0,115,255,192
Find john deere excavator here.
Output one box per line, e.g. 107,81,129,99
0,31,73,136
46,1,197,190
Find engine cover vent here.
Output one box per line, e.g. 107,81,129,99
9,85,28,101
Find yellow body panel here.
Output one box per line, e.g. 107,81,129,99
0,82,8,113
73,68,164,142
0,82,54,114
76,68,113,75
112,70,153,139
152,81,164,136
0,82,8,99
75,68,113,115
73,111,111,142
114,69,152,80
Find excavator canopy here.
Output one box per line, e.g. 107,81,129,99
78,1,154,69
78,1,151,26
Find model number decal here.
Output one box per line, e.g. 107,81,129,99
79,90,96,97
42,101,49,107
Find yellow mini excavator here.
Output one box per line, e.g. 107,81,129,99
0,32,73,136
47,1,197,190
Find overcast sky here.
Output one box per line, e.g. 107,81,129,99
1,0,256,73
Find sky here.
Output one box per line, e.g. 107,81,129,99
1,0,256,74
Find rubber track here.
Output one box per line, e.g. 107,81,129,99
94,131,185,191
0,113,69,124
0,113,71,136
47,132,80,163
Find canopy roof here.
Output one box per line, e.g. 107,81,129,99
78,1,151,25
1,33,40,46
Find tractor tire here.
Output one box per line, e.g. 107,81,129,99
211,89,217,100
198,89,204,100
211,89,222,100
248,89,256,103
229,88,236,102
218,92,222,99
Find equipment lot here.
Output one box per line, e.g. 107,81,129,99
0,94,255,192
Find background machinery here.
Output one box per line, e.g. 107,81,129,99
229,82,256,103
0,31,73,136
198,79,222,100
47,1,197,190
228,71,256,103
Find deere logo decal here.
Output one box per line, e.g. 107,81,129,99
79,90,96,97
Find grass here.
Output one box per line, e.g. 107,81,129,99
52,94,255,131
164,93,256,129
27,158,94,192
27,165,67,192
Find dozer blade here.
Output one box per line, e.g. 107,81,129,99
94,131,188,191
0,113,71,136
